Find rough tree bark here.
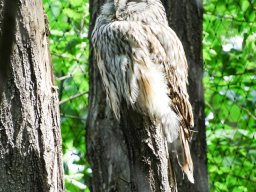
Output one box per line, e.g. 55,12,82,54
0,0,64,191
87,1,131,191
162,0,208,191
87,0,207,191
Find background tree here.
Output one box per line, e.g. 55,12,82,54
0,0,64,191
86,0,207,191
42,0,255,191
161,0,208,191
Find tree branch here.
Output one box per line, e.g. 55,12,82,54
59,92,88,105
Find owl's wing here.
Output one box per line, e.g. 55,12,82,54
150,24,194,133
93,20,163,119
149,24,194,183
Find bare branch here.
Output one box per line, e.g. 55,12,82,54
60,113,86,120
59,92,88,105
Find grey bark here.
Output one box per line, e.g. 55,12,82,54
87,0,207,191
0,0,64,191
161,0,209,191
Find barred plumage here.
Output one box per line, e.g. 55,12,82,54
92,0,194,183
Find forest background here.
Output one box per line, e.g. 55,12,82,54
42,0,256,191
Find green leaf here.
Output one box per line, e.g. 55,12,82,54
70,0,84,7
229,105,241,122
63,8,81,20
240,0,250,12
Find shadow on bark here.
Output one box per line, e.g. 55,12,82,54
0,0,18,102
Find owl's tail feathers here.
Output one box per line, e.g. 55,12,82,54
171,127,194,183
180,126,194,183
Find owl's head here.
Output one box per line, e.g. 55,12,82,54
113,0,147,10
102,0,165,23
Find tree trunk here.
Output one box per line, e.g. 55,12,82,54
87,0,207,191
87,1,130,191
161,0,208,191
0,0,64,191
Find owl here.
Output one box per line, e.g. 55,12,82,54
92,0,194,183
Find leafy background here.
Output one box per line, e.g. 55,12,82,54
43,0,91,191
204,0,256,191
43,0,256,191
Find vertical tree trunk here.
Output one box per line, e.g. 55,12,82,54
87,0,207,191
0,0,64,191
87,1,131,191
161,0,209,191
86,55,130,191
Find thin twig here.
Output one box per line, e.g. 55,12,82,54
238,105,256,120
60,113,86,121
59,92,88,105
56,74,74,81
52,52,84,63
56,73,87,81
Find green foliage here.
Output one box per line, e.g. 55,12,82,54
43,0,90,191
204,0,256,191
